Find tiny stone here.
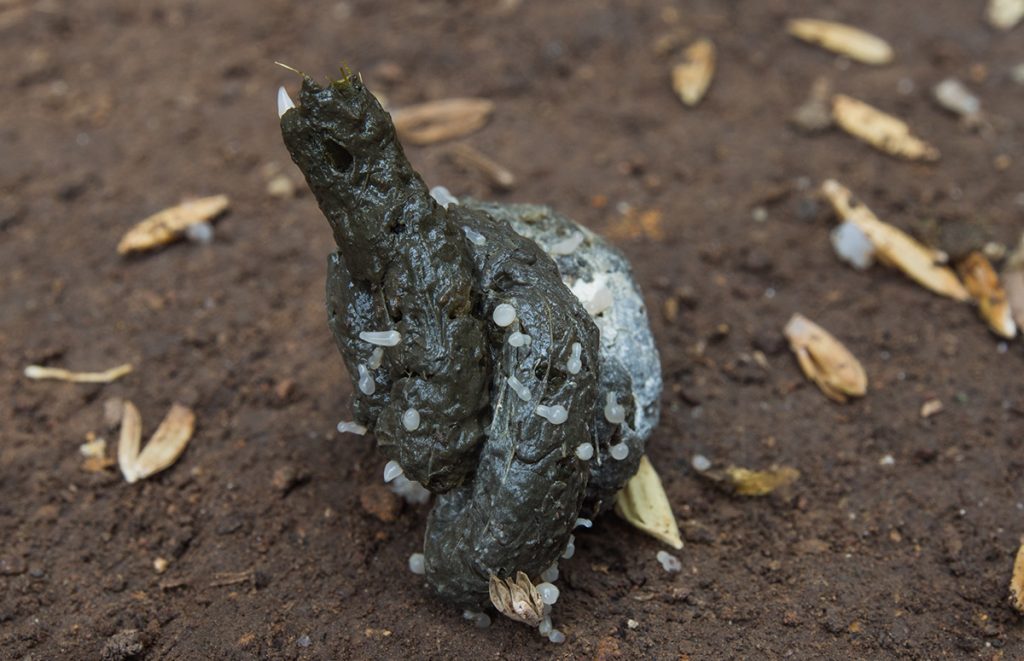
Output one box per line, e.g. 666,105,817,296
656,550,682,573
831,221,875,270
879,454,895,467
627,619,639,629
266,174,296,199
691,454,711,472
297,634,311,648
360,483,402,522
153,557,169,574
492,303,517,327
751,206,768,223
575,443,594,461
408,552,425,575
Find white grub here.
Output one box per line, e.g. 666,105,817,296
609,442,630,461
184,221,214,244
462,225,486,246
430,185,459,209
368,347,384,369
535,404,568,425
357,364,375,395
538,616,553,636
561,534,576,559
933,78,981,119
656,550,682,573
402,408,421,431
506,375,532,401
277,86,295,118
508,331,532,347
492,303,517,327
359,330,401,347
383,460,404,483
540,564,559,583
462,610,491,629
548,231,584,256
830,221,875,270
536,582,560,605
389,474,431,504
575,517,593,529
575,442,594,461
548,629,566,644
691,453,712,472
566,342,582,375
336,420,368,435
603,392,626,424
408,552,426,575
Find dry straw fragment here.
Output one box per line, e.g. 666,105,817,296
1012,539,1024,613
391,98,495,145
671,38,715,107
447,143,517,191
988,0,1024,30
784,313,867,403
821,180,971,301
787,18,894,65
488,571,545,626
615,455,683,549
831,94,940,161
24,363,133,383
118,401,196,483
724,466,800,496
957,251,1017,339
1002,237,1024,330
117,195,229,255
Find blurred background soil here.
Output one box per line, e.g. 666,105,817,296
1,0,1023,658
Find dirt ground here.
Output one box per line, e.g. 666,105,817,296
2,0,1024,658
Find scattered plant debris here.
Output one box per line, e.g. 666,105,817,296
615,455,683,549
784,313,867,403
831,94,940,161
787,18,894,65
24,363,132,383
390,98,494,145
117,401,196,484
957,251,1017,339
117,195,229,254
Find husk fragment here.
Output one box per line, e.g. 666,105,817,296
957,251,1017,339
391,98,494,145
671,38,715,107
24,363,132,384
118,402,195,484
784,313,867,403
117,195,229,254
614,455,683,549
831,94,939,161
488,572,545,626
821,180,970,301
787,18,894,65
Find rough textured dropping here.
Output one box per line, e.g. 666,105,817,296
492,303,517,327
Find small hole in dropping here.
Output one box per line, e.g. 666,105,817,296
325,139,353,171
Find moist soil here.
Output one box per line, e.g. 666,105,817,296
2,1,1023,658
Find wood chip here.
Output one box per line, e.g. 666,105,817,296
784,313,867,403
447,143,517,191
1012,539,1024,613
920,398,944,418
831,94,940,161
390,98,494,146
118,402,196,484
117,195,230,255
821,180,971,301
723,466,800,496
615,455,683,549
488,572,545,626
787,18,894,65
957,251,1017,339
24,363,133,384
988,0,1024,30
671,38,715,107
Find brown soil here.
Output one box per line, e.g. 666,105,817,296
2,1,1023,658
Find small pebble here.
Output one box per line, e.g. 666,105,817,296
691,454,711,472
656,550,681,573
627,619,639,629
831,221,875,270
879,454,895,467
408,553,425,575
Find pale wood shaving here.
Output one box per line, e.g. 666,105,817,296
821,180,970,301
391,98,495,146
117,401,142,483
957,252,1017,339
787,18,894,65
831,94,939,161
117,195,229,254
24,363,133,384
